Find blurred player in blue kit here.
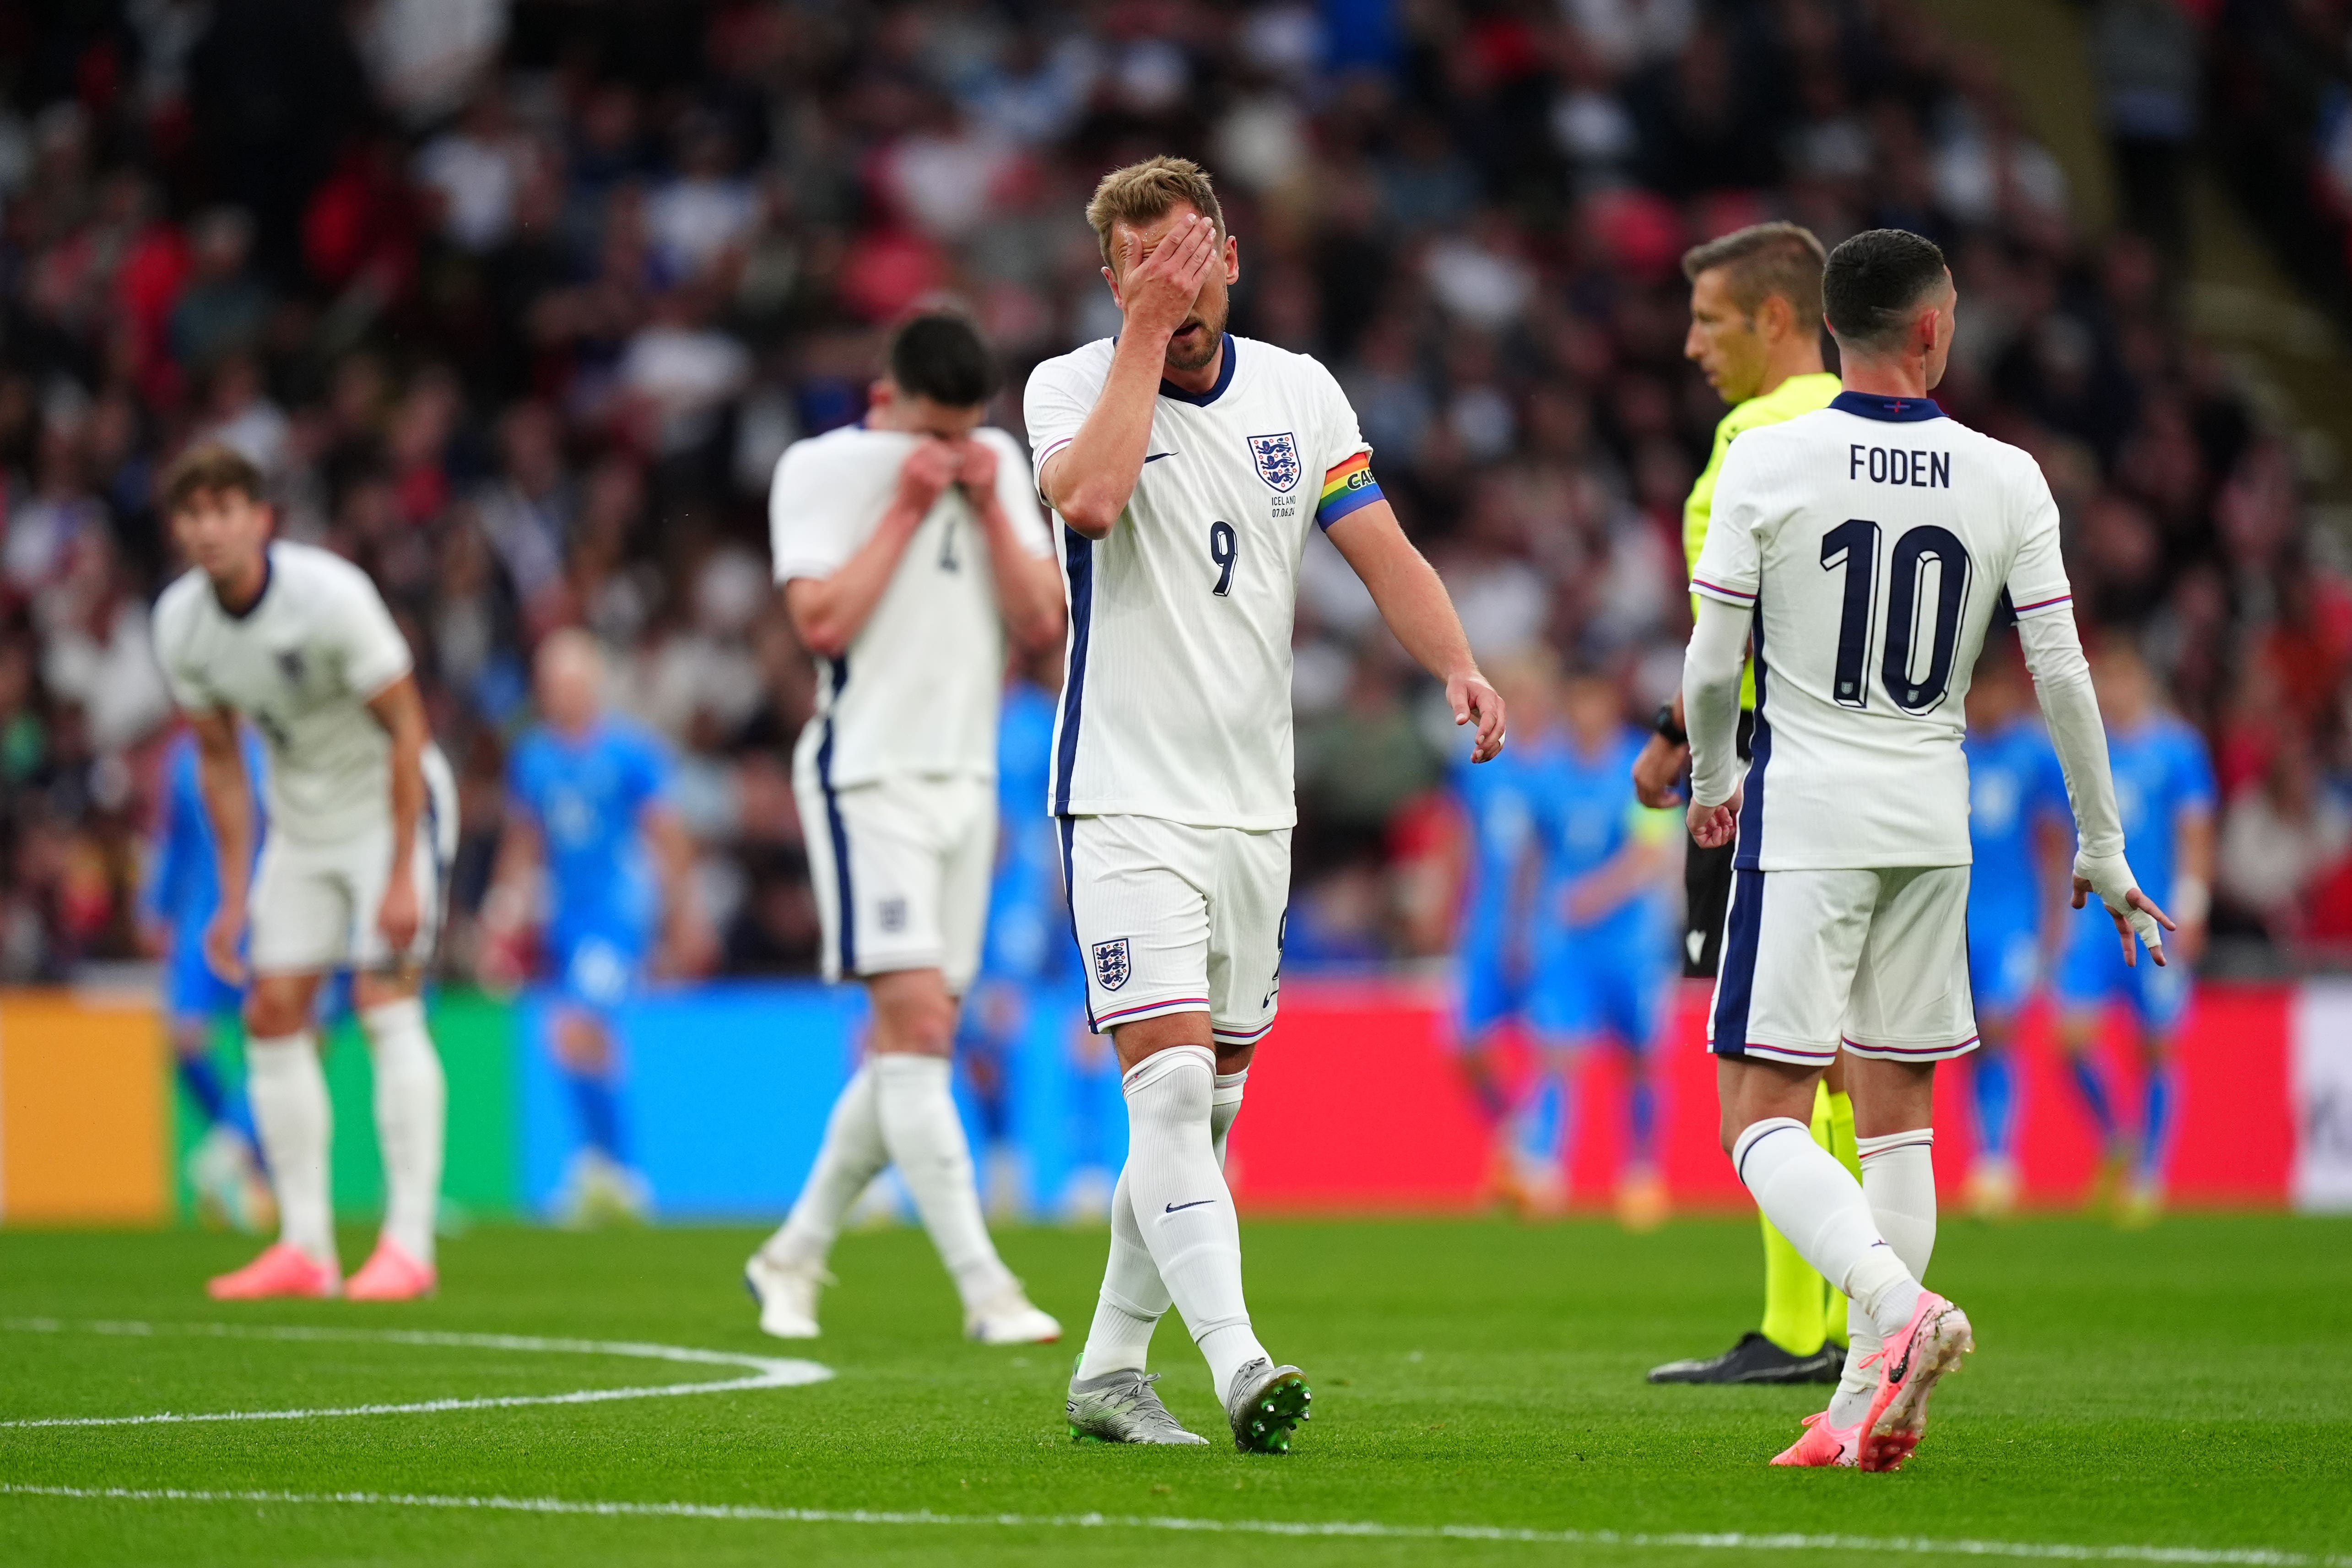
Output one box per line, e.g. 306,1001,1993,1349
483,631,715,1225
1959,640,2070,1217
1446,656,1554,1168
144,724,273,1231
1451,658,1674,1225
958,650,1126,1218
1520,667,1676,1224
2055,640,2214,1226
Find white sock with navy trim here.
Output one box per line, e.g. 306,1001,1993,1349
1076,1064,1251,1382
1732,1116,1920,1341
362,999,446,1267
247,1029,335,1269
872,1052,1015,1311
1828,1127,1939,1426
1121,1045,1266,1403
763,1063,887,1271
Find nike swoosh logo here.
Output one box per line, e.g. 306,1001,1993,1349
1144,451,1179,463
1163,1199,1216,1213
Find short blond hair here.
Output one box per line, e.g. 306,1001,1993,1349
1682,221,1828,335
1085,156,1226,268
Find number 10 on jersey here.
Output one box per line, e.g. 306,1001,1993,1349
1819,517,1973,714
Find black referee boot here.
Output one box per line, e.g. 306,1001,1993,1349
1647,1331,1845,1385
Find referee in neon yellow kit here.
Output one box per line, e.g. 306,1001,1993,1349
1633,222,1862,1386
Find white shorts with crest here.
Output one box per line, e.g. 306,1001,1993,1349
1060,813,1290,1045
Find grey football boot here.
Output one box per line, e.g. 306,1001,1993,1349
1066,1367,1210,1445
1224,1357,1312,1454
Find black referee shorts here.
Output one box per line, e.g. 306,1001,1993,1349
1680,710,1754,980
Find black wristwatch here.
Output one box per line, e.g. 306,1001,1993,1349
1652,703,1687,747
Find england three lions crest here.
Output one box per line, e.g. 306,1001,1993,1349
1248,432,1301,492
1092,937,1133,992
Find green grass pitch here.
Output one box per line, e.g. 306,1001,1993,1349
0,1214,2345,1567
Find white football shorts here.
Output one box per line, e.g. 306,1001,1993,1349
1061,813,1290,1045
796,769,995,994
1709,864,1979,1066
249,749,458,977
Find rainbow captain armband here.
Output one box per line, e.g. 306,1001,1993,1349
1316,452,1384,528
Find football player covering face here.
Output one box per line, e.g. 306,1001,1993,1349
1030,157,1502,1454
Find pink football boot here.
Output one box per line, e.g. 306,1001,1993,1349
344,1239,437,1302
1771,1410,1863,1467
1858,1290,1974,1472
208,1242,340,1301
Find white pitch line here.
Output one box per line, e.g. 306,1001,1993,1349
0,1319,829,1429
0,1484,2342,1567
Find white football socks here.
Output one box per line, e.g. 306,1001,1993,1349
871,1052,1015,1311
1077,1063,1251,1381
1077,1168,1168,1378
1831,1128,1940,1427
762,1062,887,1271
1120,1045,1266,1404
362,999,446,1267
246,1029,335,1268
1211,1067,1247,1162
1732,1116,1921,1342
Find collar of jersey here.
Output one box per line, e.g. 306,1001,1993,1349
1832,389,1945,422
216,547,275,622
1158,334,1238,406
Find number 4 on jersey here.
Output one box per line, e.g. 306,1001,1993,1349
1819,517,1973,714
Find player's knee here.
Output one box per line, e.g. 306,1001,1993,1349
243,991,304,1039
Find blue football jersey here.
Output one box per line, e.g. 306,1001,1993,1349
1530,726,1673,947
1450,738,1552,956
507,719,674,941
1964,717,2068,932
2101,714,2216,905
144,727,268,939
982,679,1071,982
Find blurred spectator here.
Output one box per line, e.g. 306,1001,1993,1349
0,0,2339,984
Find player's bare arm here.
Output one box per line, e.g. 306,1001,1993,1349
2169,806,2213,963
364,673,432,961
1632,692,1691,807
784,441,960,657
955,436,1066,652
477,801,543,989
1325,500,1505,762
188,706,257,985
1564,836,1671,925
644,801,717,979
1039,211,1225,537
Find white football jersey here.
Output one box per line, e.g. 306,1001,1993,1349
769,424,1052,788
153,541,433,849
1025,334,1378,829
1691,391,2075,871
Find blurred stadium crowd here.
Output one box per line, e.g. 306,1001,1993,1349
5,0,2352,986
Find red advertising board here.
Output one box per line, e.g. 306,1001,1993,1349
1226,978,2293,1211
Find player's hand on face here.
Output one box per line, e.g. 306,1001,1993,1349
1451,671,1506,763
1633,733,1689,807
895,438,962,516
1687,785,1741,850
202,899,249,986
2073,876,2176,968
954,436,998,498
1117,214,1220,342
377,864,421,955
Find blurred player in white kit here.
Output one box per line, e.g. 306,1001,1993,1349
746,312,1069,1344
150,443,459,1302
1030,158,1503,1452
1683,230,2173,1471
